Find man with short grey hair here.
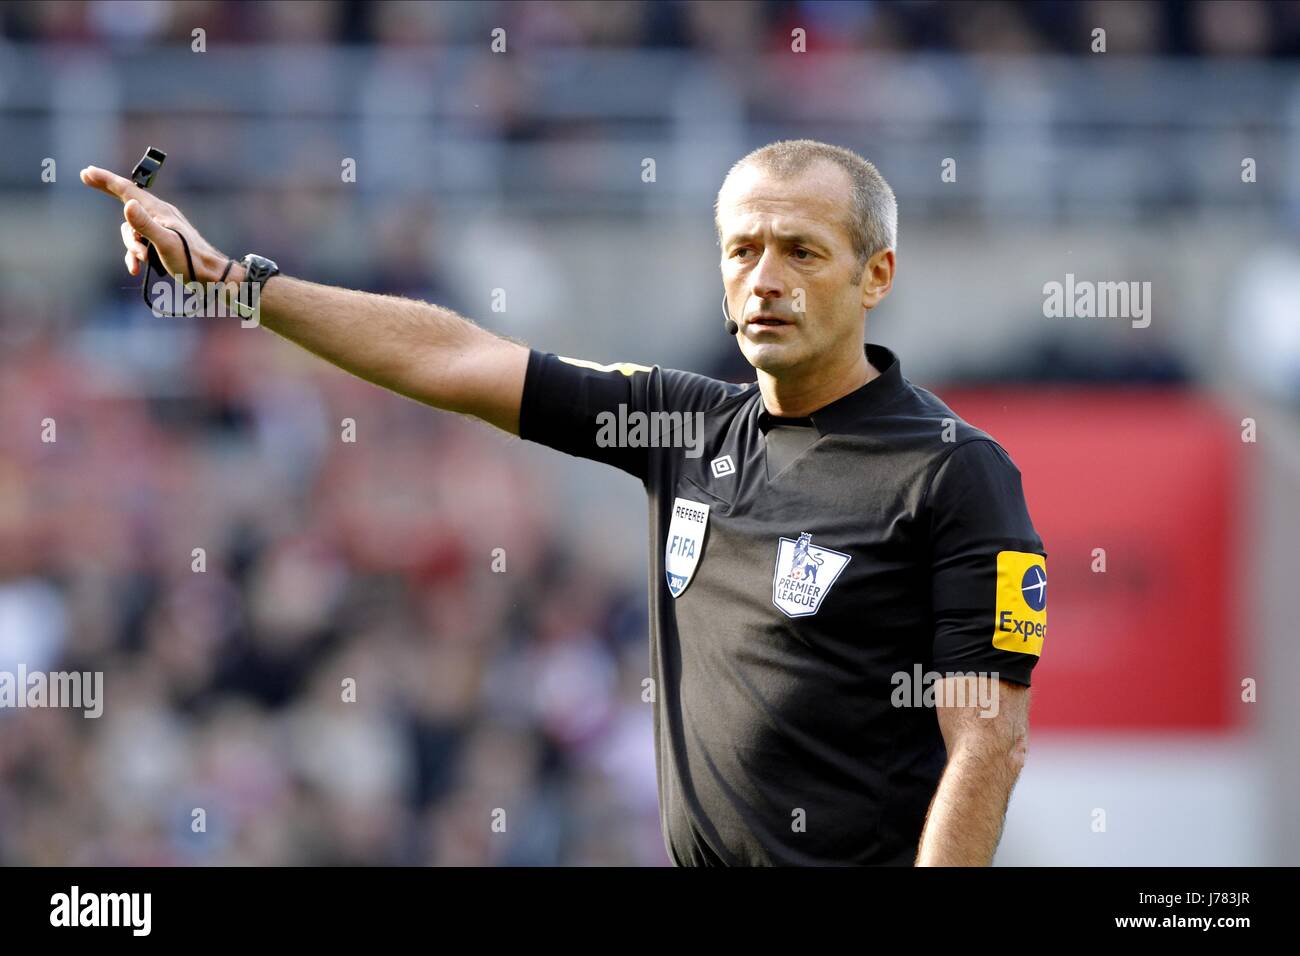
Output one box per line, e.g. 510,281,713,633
82,138,1046,866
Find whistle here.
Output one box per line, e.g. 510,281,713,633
130,147,167,285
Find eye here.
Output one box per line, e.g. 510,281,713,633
732,247,753,260
793,247,812,260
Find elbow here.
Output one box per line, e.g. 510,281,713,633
1008,731,1028,774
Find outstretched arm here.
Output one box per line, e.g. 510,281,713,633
80,164,529,435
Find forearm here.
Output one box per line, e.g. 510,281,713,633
81,163,528,433
224,264,526,431
914,746,1022,866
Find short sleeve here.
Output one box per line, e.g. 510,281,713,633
517,349,748,482
926,439,1047,687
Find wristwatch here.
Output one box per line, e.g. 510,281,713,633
235,253,279,319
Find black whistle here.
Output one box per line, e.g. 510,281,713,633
131,146,166,189
130,147,167,283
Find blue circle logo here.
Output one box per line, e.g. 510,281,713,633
1020,565,1047,612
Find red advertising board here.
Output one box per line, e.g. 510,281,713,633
939,388,1241,731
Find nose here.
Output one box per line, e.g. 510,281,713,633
748,247,787,304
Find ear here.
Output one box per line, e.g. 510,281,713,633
860,249,895,312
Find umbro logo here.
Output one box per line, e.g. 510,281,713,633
710,455,735,478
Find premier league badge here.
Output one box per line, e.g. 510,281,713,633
771,532,851,618
665,497,711,598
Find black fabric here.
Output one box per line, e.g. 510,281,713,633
763,424,820,480
519,343,1046,866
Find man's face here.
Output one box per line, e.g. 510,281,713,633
717,161,891,376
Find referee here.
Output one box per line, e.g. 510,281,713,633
82,138,1046,867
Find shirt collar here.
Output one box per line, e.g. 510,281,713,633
755,344,906,436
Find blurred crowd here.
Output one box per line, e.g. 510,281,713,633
2,0,1298,868
3,0,1300,59
0,266,667,864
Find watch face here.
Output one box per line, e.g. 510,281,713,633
245,255,279,281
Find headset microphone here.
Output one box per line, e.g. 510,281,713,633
722,294,739,335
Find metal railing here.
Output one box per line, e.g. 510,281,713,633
2,44,1299,218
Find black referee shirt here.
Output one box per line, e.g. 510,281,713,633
518,343,1046,866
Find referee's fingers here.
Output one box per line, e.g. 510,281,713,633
122,199,189,281
120,220,147,261
80,165,143,203
123,198,169,247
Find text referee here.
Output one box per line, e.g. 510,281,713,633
82,138,1046,867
